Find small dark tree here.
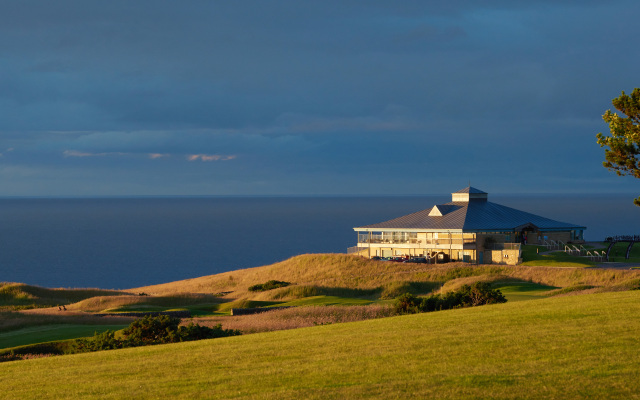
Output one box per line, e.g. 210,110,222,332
394,293,422,314
596,88,640,206
457,282,507,306
122,314,182,346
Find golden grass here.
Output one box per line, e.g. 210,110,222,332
0,283,125,309
7,254,640,315
192,304,394,334
126,254,640,300
66,293,226,313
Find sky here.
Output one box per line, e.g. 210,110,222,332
0,0,639,196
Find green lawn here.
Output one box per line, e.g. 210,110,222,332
608,242,640,263
274,295,377,307
102,303,223,316
2,291,639,399
0,324,127,350
493,281,557,302
520,245,595,267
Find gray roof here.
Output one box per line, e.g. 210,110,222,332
454,186,486,194
356,188,586,231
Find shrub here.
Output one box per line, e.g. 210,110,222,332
248,280,291,292
179,323,241,340
394,282,507,315
269,285,319,299
122,314,181,346
64,315,242,355
71,330,123,352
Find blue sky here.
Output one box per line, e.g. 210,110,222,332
0,0,638,196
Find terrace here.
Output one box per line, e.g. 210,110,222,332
356,232,477,248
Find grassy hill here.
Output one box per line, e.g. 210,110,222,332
0,283,124,310
3,253,640,350
128,253,640,299
2,290,639,399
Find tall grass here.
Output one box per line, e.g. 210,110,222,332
0,283,125,310
128,254,640,300
68,294,225,313
194,304,394,334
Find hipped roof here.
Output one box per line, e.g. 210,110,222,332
355,187,585,232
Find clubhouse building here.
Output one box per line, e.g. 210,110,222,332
349,187,586,265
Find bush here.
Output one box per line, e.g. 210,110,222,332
122,314,182,346
71,330,123,352
248,280,291,292
394,282,507,315
179,323,241,340
74,315,241,353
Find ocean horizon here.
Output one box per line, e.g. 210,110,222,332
1,193,638,289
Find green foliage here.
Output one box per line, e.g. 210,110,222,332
73,315,240,354
120,314,241,347
394,282,507,314
122,314,182,346
596,88,640,206
248,280,291,292
71,330,123,353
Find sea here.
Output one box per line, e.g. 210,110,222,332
0,194,638,289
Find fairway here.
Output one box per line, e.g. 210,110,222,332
0,324,128,350
493,281,557,302
2,291,640,399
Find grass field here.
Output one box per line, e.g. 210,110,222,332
520,245,596,267
0,324,128,349
3,253,640,352
492,281,557,302
608,242,640,262
2,290,639,399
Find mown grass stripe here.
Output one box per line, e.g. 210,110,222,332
1,291,639,399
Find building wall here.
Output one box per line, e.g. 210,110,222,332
483,249,521,265
530,231,571,244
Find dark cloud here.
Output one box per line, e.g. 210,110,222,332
0,1,637,195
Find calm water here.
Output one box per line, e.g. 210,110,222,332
0,194,638,289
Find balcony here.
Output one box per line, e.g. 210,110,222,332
357,234,475,247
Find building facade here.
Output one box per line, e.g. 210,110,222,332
349,187,586,265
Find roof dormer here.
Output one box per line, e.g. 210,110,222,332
451,186,488,202
428,204,457,216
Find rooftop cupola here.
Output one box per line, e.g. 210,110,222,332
451,186,488,202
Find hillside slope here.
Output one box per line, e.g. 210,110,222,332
127,253,640,299
2,290,639,399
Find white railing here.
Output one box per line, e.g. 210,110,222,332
357,234,475,246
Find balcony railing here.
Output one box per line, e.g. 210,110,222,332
358,234,475,246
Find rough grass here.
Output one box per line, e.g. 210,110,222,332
127,254,640,301
127,254,451,297
5,253,640,350
0,283,125,310
67,293,225,313
193,304,394,334
2,291,640,399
